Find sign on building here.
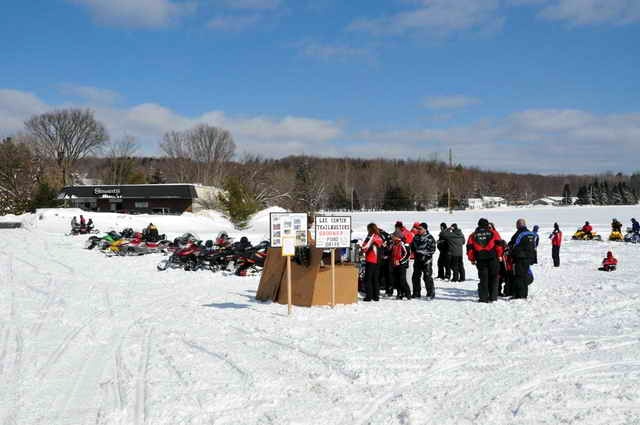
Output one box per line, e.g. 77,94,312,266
269,213,308,248
315,216,352,249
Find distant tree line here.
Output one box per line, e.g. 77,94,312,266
2,107,640,219
574,180,638,206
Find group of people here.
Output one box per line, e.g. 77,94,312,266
359,215,633,303
70,215,94,234
358,218,572,303
360,219,540,303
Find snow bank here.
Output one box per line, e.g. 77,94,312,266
0,205,639,424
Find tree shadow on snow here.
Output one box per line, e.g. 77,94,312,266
202,302,251,310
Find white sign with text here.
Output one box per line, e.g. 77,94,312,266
315,216,352,249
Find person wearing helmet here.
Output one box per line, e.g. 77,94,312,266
631,218,639,235
611,218,622,233
599,251,618,272
145,223,159,241
581,221,593,239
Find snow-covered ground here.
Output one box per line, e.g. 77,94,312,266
1,206,639,425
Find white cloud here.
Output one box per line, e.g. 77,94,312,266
536,0,640,26
350,0,640,39
353,109,640,173
57,84,122,105
424,95,481,109
348,0,504,37
69,0,196,28
3,87,640,173
0,89,48,134
207,14,262,31
0,88,342,157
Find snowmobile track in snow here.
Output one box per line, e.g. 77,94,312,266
134,328,153,425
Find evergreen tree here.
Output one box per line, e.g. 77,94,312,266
610,183,623,205
576,186,589,205
599,181,609,205
621,182,637,204
630,172,640,194
591,181,601,205
382,185,412,210
31,181,59,210
561,183,572,205
217,176,260,229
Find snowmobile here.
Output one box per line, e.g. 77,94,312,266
624,229,640,244
85,231,122,250
104,238,131,257
165,233,201,252
195,240,234,272
571,228,602,241
232,240,270,276
69,225,99,236
608,231,624,242
157,240,204,271
119,235,171,256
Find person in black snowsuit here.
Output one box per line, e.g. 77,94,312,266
436,222,450,279
441,224,466,282
508,218,537,299
611,219,623,233
632,218,640,234
378,230,394,296
531,225,540,264
411,222,437,299
390,231,412,299
467,218,504,303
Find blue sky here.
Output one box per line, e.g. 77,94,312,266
1,0,639,174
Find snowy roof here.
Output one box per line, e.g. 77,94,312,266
482,196,506,202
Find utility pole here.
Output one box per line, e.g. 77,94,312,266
448,148,453,214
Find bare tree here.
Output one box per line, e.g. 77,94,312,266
188,124,235,185
160,130,192,183
160,124,235,186
103,135,138,184
25,108,108,186
0,137,38,214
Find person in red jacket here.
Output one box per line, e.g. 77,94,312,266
395,221,414,245
599,251,618,271
549,222,562,267
390,231,412,300
361,223,384,301
581,221,593,239
467,218,504,303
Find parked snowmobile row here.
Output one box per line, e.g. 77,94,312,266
83,227,270,275
157,233,270,276
85,229,172,256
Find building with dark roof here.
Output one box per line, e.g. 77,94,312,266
58,184,219,214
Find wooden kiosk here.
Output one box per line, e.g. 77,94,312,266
256,247,358,306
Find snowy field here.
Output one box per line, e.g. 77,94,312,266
1,206,639,425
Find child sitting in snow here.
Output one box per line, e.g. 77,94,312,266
598,251,618,272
